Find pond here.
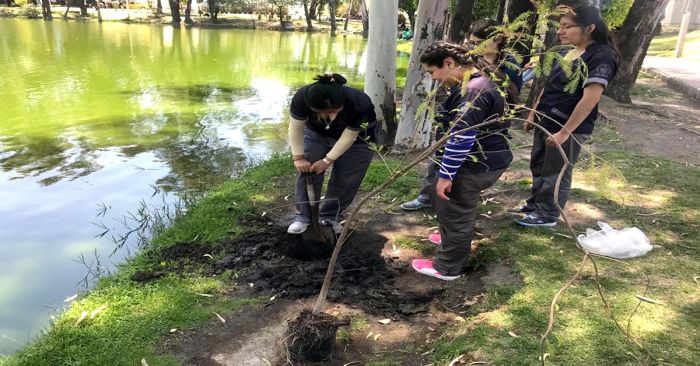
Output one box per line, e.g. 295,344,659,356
0,18,408,354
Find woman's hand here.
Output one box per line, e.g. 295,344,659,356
293,158,311,173
310,157,333,174
546,130,570,147
436,178,453,201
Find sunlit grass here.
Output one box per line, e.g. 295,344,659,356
648,29,700,59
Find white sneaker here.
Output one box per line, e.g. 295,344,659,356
287,221,310,234
321,219,343,234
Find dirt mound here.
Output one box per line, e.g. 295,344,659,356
217,228,443,317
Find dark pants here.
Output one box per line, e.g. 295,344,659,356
525,128,589,220
432,168,505,276
416,161,437,203
294,128,374,223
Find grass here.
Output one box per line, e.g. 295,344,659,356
417,151,700,365
648,29,700,59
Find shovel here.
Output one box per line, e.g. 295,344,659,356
302,175,337,248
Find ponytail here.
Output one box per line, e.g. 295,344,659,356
565,5,621,63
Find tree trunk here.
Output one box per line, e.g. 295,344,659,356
170,0,181,24
303,0,313,31
329,0,337,35
184,0,193,24
79,1,88,17
156,0,163,17
606,0,669,103
526,26,558,110
407,11,415,33
448,0,476,43
63,0,70,18
365,0,398,145
344,0,352,31
394,0,450,150
496,0,506,23
90,0,101,21
309,0,319,19
41,0,52,20
360,0,368,38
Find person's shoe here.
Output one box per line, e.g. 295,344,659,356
411,259,460,281
287,221,310,234
508,205,535,214
515,213,557,227
428,233,441,245
321,219,343,234
399,198,432,211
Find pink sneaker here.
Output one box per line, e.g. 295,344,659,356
411,259,460,281
428,233,442,245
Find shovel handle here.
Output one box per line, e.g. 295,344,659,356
305,176,317,207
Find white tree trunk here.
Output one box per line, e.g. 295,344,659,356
364,0,398,145
393,0,450,151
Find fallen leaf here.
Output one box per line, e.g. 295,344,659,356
261,211,267,217
554,232,574,239
420,348,435,355
365,331,373,339
428,327,435,332
196,293,213,298
89,304,108,319
249,283,255,288
373,334,381,341
391,197,397,202
63,294,78,303
284,195,290,201
454,316,466,323
635,295,664,305
214,312,226,324
378,319,391,325
169,328,177,333
448,354,465,366
508,331,520,338
538,353,549,361
141,359,150,366
694,276,699,285
75,310,88,326
203,254,214,259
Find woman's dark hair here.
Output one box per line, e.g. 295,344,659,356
564,5,621,62
469,19,501,44
303,73,348,110
420,41,519,104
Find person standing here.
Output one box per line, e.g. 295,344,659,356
515,5,619,227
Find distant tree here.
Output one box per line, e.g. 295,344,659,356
169,0,181,24
365,0,398,144
185,0,194,24
41,0,52,20
360,0,368,38
329,0,337,35
398,0,416,32
302,0,314,31
447,0,476,42
606,0,669,103
269,0,295,26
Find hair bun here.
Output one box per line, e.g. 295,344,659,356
313,73,348,85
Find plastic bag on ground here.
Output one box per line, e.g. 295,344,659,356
577,221,652,259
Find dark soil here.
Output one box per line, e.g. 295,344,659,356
216,228,443,317
283,310,343,363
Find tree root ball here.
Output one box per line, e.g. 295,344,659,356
280,310,343,363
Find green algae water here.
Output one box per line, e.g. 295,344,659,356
0,18,408,354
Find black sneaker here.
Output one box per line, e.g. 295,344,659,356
507,205,535,214
515,213,557,227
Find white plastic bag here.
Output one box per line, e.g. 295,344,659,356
577,221,652,259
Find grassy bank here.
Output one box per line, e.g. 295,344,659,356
370,148,700,365
0,156,294,366
648,29,700,59
0,154,421,366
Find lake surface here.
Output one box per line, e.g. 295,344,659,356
0,18,408,354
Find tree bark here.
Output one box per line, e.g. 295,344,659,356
448,0,476,43
309,0,319,19
90,0,102,21
606,0,669,103
365,0,398,145
156,0,163,16
303,0,313,31
526,26,558,110
394,0,450,150
184,0,193,24
329,0,337,35
496,0,506,23
41,0,52,20
344,0,352,31
360,0,369,38
170,0,181,24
